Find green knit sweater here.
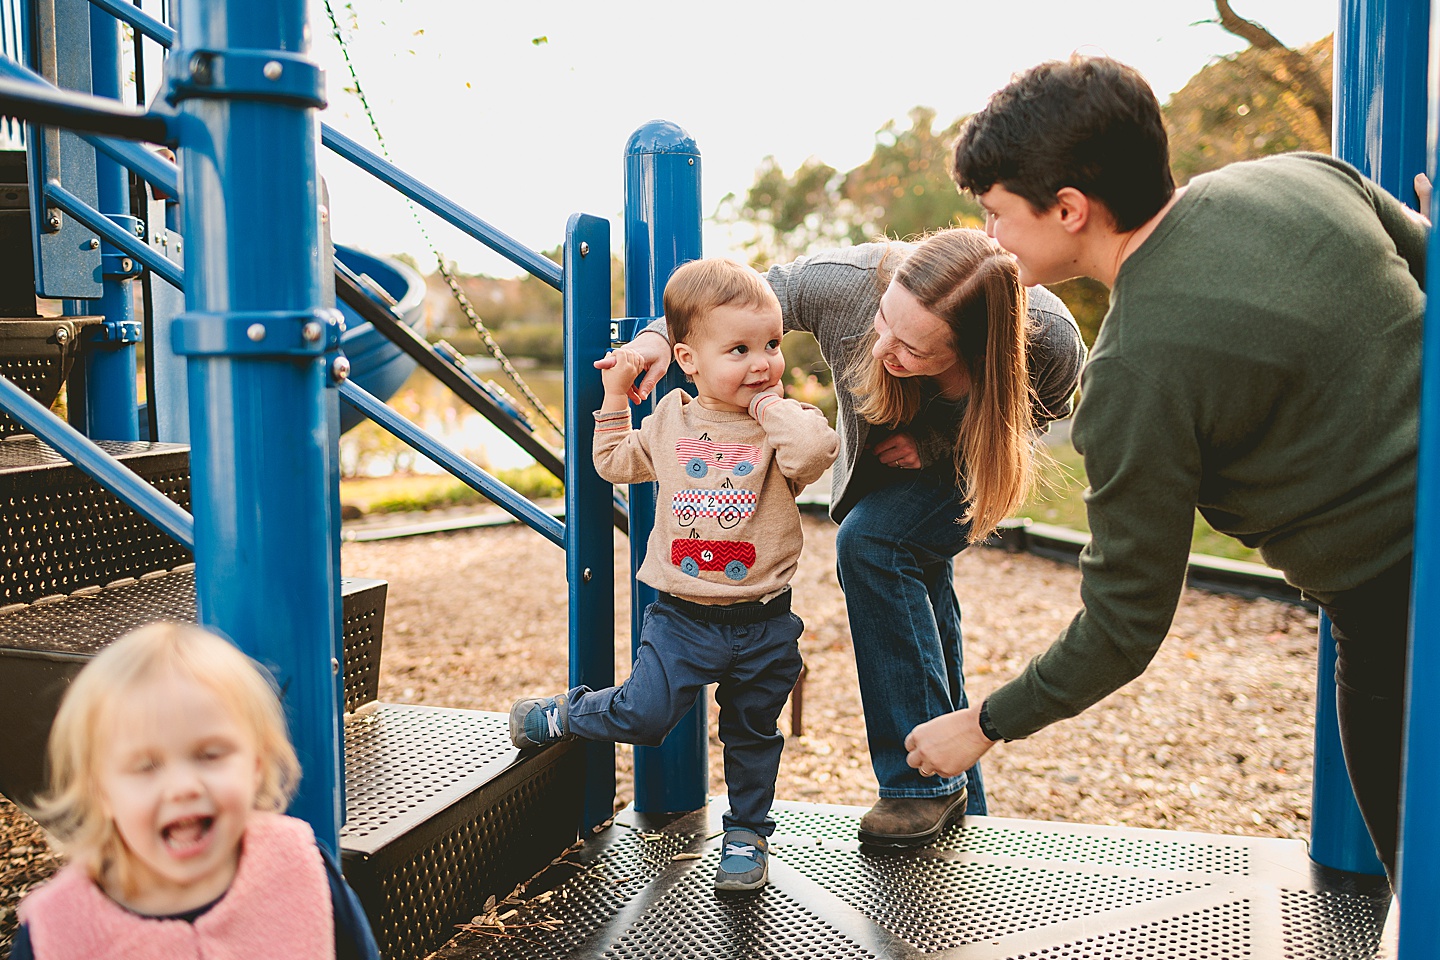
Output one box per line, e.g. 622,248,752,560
988,153,1425,740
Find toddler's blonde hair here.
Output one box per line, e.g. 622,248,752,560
34,622,300,891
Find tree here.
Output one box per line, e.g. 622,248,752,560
837,107,986,244
1165,33,1332,185
718,108,984,266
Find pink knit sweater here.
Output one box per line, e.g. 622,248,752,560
18,812,333,960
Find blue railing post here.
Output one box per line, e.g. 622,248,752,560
75,2,139,441
1315,0,1427,878
1310,615,1385,873
564,214,617,831
171,0,344,852
623,120,706,814
1400,0,1440,948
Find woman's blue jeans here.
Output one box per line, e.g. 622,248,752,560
835,475,987,813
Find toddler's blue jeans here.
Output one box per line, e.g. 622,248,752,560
567,594,804,837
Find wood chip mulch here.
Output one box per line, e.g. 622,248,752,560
0,514,1324,954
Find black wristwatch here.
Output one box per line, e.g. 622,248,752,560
978,700,1007,743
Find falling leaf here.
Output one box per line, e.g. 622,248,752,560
532,36,548,46
413,28,424,35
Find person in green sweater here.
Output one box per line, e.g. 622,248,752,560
906,54,1424,885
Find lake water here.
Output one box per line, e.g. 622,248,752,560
340,357,566,477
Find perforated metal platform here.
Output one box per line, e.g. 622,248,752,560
430,800,1391,960
339,705,582,960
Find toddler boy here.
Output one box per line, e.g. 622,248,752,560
510,258,838,892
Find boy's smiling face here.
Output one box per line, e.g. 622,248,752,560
673,302,785,413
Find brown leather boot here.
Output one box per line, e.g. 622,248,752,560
857,787,967,848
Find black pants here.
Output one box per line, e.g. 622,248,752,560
1324,553,1412,885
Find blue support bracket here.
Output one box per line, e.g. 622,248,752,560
166,48,326,109
564,213,617,831
23,0,102,298
43,178,183,287
173,308,345,357
612,317,661,347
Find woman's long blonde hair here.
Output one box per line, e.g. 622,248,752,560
851,228,1034,542
33,622,300,895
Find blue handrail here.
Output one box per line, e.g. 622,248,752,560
86,0,172,46
0,375,195,548
320,126,563,290
338,379,566,548
0,53,179,195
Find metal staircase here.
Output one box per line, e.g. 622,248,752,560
0,436,584,960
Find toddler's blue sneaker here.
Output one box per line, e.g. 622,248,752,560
714,827,768,892
508,694,573,748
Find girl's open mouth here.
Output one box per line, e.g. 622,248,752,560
161,815,215,856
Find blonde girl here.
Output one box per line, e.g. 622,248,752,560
13,622,378,960
605,228,1085,847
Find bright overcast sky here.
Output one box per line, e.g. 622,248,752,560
307,0,1338,277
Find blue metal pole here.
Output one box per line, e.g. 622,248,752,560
564,213,617,831
79,2,139,441
1318,0,1425,878
1399,1,1440,949
171,0,344,852
1310,615,1385,873
1335,0,1429,196
623,120,706,814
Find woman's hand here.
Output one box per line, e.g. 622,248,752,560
594,329,672,403
872,432,922,469
905,707,996,778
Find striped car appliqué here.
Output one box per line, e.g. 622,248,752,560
672,489,757,529
675,437,762,479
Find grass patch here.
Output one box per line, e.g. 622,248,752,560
341,464,563,516
1024,440,1262,565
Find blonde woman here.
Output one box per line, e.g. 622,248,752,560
611,228,1085,846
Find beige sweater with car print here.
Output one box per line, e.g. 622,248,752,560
594,389,838,604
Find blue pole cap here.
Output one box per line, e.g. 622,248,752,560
625,119,699,157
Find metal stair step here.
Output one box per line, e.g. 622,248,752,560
339,705,581,960
0,567,387,805
0,434,192,605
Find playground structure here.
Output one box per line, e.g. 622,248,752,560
0,0,1433,958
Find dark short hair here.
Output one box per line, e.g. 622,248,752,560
953,56,1174,232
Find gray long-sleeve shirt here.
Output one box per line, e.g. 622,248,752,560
762,242,1084,519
